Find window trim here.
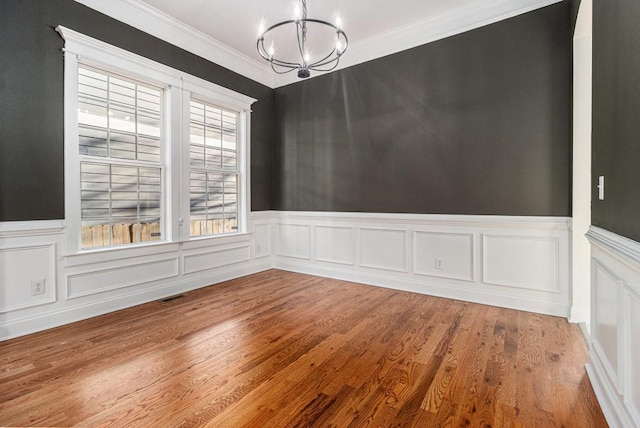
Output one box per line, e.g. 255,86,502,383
58,26,256,254
181,81,251,242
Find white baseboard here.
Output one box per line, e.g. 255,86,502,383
570,305,590,324
270,211,571,318
276,259,570,316
0,258,272,341
0,217,275,341
587,351,635,428
0,213,573,342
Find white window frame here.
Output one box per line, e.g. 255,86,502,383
58,26,255,254
181,79,251,242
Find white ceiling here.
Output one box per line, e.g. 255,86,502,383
140,0,474,62
76,0,562,88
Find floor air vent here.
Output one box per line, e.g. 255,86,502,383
159,294,186,303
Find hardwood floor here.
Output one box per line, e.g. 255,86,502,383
0,270,607,427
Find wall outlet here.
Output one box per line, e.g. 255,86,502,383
256,244,262,253
31,279,46,296
435,258,444,270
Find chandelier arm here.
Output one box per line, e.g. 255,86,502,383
257,37,298,67
260,19,298,36
271,59,303,68
309,61,339,72
257,40,301,68
308,48,337,68
308,31,348,69
298,18,339,29
256,38,270,61
338,31,349,53
271,63,298,74
310,47,346,67
308,59,341,72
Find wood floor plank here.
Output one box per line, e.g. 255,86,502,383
0,270,608,427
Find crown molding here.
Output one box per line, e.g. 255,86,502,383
273,0,563,87
76,0,561,89
74,0,275,88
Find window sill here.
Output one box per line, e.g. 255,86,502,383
65,232,251,267
182,232,251,250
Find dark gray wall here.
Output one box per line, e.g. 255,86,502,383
592,0,640,242
273,2,572,216
0,0,274,221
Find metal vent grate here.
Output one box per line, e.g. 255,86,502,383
158,294,186,303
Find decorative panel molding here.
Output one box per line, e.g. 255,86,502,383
0,215,273,341
0,221,63,317
591,260,622,393
359,228,408,272
183,245,251,275
0,212,573,356
277,223,311,259
483,235,560,293
67,257,179,299
414,231,474,281
586,226,640,428
0,244,57,313
314,226,355,265
626,287,640,422
253,223,271,259
273,212,570,317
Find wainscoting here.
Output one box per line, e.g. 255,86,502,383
1,212,571,341
261,211,571,317
0,217,272,341
586,226,640,427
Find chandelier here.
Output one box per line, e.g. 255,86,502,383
257,0,348,78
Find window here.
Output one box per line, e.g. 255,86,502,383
59,26,255,253
189,100,239,237
78,66,163,248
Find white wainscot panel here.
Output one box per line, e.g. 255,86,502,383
68,257,179,299
253,223,271,259
359,228,407,272
626,287,640,421
277,223,310,259
483,235,559,293
0,244,56,312
314,225,354,265
414,231,474,281
592,260,622,393
184,245,251,275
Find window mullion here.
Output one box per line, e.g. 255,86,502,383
106,74,111,158
108,163,113,247
136,166,140,243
